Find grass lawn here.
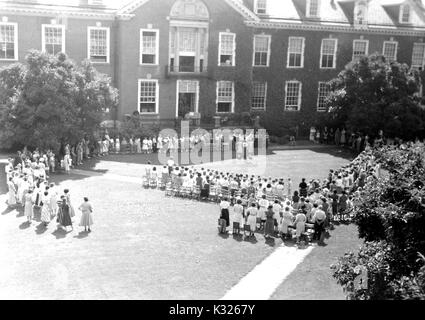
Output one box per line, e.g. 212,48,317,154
0,148,361,300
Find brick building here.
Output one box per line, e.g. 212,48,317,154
1,0,425,134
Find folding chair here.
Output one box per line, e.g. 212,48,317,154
208,186,218,202
243,224,251,237
192,186,201,200
165,183,173,197
218,219,227,234
142,177,150,188
149,178,157,189
181,186,191,198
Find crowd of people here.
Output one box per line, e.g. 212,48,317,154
141,146,382,245
4,149,94,233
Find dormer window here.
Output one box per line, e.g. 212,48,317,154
354,0,368,28
400,4,411,23
255,0,267,15
306,0,320,18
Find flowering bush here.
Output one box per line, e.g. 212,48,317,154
332,143,425,299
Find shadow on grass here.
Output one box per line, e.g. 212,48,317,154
218,232,230,239
19,221,31,230
1,206,15,215
74,231,89,239
232,233,244,242
244,235,258,244
265,237,276,247
52,227,73,239
35,222,48,235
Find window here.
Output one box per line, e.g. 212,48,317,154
0,22,18,60
306,0,320,18
88,0,103,5
400,4,411,23
320,38,337,69
138,80,159,114
354,0,368,27
287,37,305,68
216,81,234,113
352,40,369,61
412,43,425,70
88,27,110,63
253,35,271,67
317,82,331,112
140,29,159,65
255,0,267,14
218,32,236,66
42,24,65,55
251,82,267,111
383,41,398,62
284,81,302,111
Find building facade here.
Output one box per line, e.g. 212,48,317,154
1,0,425,133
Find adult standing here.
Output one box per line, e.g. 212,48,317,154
294,210,307,244
24,189,34,223
57,197,73,231
312,206,326,244
64,189,76,218
7,177,17,208
299,178,308,198
264,206,275,239
246,203,258,237
40,191,51,227
219,198,231,229
79,197,94,233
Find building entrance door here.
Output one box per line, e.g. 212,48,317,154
177,80,199,118
178,92,196,117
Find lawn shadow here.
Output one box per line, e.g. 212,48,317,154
265,237,276,247
218,232,230,239
19,221,31,230
244,235,258,244
74,231,89,239
15,207,24,218
1,206,15,215
52,227,73,239
232,233,244,242
35,222,48,235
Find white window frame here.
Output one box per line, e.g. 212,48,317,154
140,28,159,65
138,79,159,115
251,82,267,111
306,0,321,18
382,41,398,62
0,22,18,61
218,32,236,67
216,81,235,114
284,80,302,112
352,39,369,61
253,34,271,67
317,81,331,112
176,80,199,118
320,38,338,69
87,26,110,64
287,37,305,68
254,0,267,15
88,0,104,5
411,42,425,70
41,24,65,55
399,4,411,24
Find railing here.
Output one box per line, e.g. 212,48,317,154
167,65,208,75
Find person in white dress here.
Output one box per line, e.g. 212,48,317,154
49,183,58,218
136,137,142,154
280,206,294,239
115,137,120,154
79,197,94,232
24,190,34,223
142,138,148,154
64,189,75,218
7,177,17,207
246,203,258,237
40,191,51,226
258,195,269,230
233,199,245,231
17,176,29,205
64,153,71,174
294,211,307,244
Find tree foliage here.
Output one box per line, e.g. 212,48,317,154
0,50,118,152
332,143,425,299
325,54,425,140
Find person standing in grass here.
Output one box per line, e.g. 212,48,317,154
246,203,258,237
79,197,94,233
264,205,275,239
57,196,73,231
24,189,34,223
40,191,51,227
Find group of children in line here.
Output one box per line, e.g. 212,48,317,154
5,153,94,233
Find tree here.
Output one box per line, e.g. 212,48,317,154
332,143,425,299
0,50,118,152
324,54,425,140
